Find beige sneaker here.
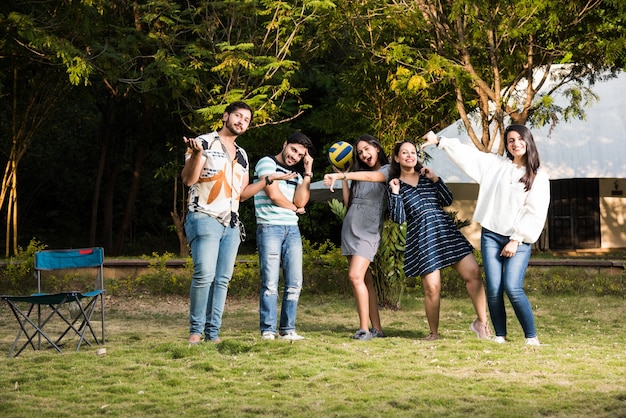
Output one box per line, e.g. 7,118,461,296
470,319,492,339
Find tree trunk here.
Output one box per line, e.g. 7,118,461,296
112,100,151,255
90,102,115,247
171,211,188,257
170,172,189,257
113,140,147,255
102,158,120,253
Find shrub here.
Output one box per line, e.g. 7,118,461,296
228,238,348,298
371,220,406,309
301,238,349,294
0,239,47,294
137,252,193,296
525,265,626,297
229,257,261,297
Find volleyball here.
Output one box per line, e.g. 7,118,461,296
328,141,353,170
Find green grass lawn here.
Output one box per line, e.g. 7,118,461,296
0,291,625,417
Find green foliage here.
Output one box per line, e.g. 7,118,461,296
107,253,193,297
388,0,626,152
137,252,193,296
105,275,135,298
0,239,47,294
229,258,261,296
327,198,347,220
184,0,334,131
3,2,97,86
3,0,625,256
371,220,407,309
230,238,348,297
300,238,349,295
525,266,626,298
3,242,624,306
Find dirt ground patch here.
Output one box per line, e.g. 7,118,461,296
105,294,257,315
106,294,189,315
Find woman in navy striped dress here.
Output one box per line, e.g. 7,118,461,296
388,141,490,341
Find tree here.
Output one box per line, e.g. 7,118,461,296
158,0,336,255
294,0,458,152
390,0,626,153
1,0,335,256
0,1,98,255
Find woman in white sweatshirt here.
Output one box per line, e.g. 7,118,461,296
422,125,550,346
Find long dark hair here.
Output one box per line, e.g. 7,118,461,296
350,134,389,172
389,140,422,179
504,124,541,191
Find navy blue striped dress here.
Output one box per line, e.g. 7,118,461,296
388,177,474,277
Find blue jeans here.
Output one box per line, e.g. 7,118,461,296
257,224,303,335
185,211,241,340
481,228,537,338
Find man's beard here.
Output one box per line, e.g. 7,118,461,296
281,149,298,167
225,119,244,136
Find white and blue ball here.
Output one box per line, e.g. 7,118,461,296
328,141,353,170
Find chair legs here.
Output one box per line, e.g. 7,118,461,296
5,300,65,357
54,295,104,351
2,293,105,358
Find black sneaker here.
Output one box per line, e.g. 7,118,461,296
370,328,387,338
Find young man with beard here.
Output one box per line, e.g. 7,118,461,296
253,132,314,341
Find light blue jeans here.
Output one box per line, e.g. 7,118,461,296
481,228,537,338
257,224,303,335
185,211,241,341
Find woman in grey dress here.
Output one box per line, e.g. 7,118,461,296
323,134,390,340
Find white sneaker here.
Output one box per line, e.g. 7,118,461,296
492,336,506,344
278,331,304,341
261,331,275,340
525,337,540,346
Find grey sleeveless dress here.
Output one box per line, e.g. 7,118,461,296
341,165,390,262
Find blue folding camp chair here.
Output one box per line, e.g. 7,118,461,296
1,247,105,357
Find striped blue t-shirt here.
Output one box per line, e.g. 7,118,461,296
253,156,302,225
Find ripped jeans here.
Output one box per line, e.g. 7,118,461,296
257,224,303,335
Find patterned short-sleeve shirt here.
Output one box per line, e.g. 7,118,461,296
185,131,249,226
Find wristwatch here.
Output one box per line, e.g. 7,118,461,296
265,176,273,185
